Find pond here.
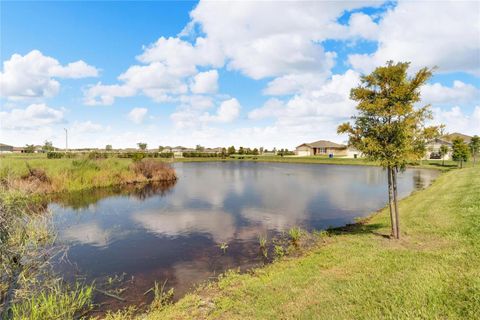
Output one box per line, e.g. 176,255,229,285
49,162,439,313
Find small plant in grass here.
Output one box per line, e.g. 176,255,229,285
218,242,229,254
288,227,302,246
314,230,329,238
144,280,174,311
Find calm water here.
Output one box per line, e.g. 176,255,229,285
50,162,438,312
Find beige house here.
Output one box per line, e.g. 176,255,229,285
295,140,347,156
425,132,473,160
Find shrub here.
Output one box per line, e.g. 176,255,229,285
47,152,64,159
182,152,220,158
87,151,108,159
131,160,177,181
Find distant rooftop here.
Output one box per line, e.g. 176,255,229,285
298,140,346,149
442,132,473,143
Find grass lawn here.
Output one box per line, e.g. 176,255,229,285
139,165,480,319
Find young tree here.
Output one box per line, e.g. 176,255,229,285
158,145,164,152
238,147,244,155
252,148,259,155
137,142,147,151
259,147,264,155
227,146,236,155
196,144,205,152
452,138,469,168
25,144,35,153
469,135,480,167
42,140,54,152
439,144,449,166
338,61,441,239
106,144,113,151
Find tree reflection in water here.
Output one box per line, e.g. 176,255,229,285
52,180,177,209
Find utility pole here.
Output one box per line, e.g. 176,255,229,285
64,128,68,152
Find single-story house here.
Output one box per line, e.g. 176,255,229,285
424,132,473,160
295,140,347,156
345,147,363,159
424,138,453,160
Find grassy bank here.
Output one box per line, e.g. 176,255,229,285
137,165,480,319
0,156,176,194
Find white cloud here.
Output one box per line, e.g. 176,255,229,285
84,36,224,105
348,1,480,75
248,98,284,120
128,107,148,124
432,106,480,136
83,1,382,105
346,12,379,41
83,83,136,106
421,81,480,106
188,1,379,80
0,50,98,100
200,98,240,123
171,97,241,128
71,121,104,134
0,103,65,129
246,70,361,146
190,70,218,94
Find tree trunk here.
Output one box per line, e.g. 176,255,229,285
392,167,400,239
442,157,445,166
387,166,397,238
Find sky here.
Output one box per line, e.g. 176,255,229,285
1,0,479,149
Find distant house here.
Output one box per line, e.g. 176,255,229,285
295,140,347,156
0,143,14,153
345,147,363,159
12,147,26,153
425,132,473,160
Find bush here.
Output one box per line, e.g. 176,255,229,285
47,152,64,159
87,151,108,159
182,152,220,158
131,159,177,181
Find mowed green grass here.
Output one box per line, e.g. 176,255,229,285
142,166,480,319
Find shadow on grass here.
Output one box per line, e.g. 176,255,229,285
424,162,457,169
328,222,390,239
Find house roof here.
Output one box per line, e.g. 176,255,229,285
297,140,346,149
442,132,472,143
0,143,13,148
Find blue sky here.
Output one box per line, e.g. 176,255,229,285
1,1,479,149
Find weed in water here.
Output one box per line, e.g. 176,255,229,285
288,227,302,246
258,235,268,258
218,242,229,254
